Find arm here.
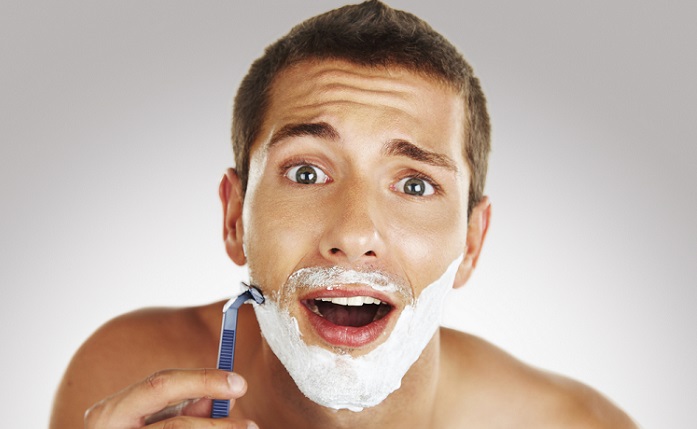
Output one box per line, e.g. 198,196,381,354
49,306,257,428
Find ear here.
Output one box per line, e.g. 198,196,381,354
454,196,491,288
219,168,246,265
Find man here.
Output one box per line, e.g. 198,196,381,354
50,2,637,428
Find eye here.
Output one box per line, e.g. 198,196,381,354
285,164,330,185
395,176,435,196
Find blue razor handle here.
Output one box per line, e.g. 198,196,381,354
211,283,265,419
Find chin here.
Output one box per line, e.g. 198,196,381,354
251,255,463,411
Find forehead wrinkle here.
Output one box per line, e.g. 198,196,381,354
318,86,412,111
278,86,416,118
273,70,419,109
263,95,422,148
262,61,464,171
267,63,439,129
307,63,424,93
283,99,419,124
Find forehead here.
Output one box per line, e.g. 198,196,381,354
257,59,466,161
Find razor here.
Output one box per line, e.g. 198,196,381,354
211,282,265,419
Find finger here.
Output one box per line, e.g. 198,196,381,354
181,398,214,417
86,369,247,428
143,399,197,425
146,416,259,429
143,397,216,425
144,397,226,425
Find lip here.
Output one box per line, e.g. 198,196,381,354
300,287,397,348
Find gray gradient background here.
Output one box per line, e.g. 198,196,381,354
1,1,695,427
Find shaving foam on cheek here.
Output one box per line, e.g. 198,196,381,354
253,255,463,412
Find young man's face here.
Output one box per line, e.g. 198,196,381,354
234,59,473,355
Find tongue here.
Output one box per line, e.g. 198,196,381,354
316,302,379,327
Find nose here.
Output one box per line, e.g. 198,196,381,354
319,183,385,265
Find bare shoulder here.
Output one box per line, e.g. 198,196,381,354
50,301,224,429
438,328,638,429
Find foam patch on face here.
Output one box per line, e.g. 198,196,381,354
253,255,463,411
287,266,403,294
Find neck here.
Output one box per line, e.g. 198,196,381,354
242,331,442,429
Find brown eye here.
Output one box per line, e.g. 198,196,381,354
396,177,434,196
286,164,329,184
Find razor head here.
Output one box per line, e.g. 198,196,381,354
243,282,265,305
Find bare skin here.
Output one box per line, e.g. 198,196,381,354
51,304,636,428
50,60,637,428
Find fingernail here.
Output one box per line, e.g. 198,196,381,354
227,373,245,393
248,422,259,429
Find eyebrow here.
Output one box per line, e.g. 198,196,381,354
382,139,459,173
266,121,458,173
267,122,339,149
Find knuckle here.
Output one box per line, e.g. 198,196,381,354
83,404,99,427
201,368,226,398
202,368,211,390
145,369,172,392
83,399,111,428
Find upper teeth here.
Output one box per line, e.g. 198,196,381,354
315,296,383,306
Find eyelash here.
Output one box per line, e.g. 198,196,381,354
396,171,442,195
279,158,328,178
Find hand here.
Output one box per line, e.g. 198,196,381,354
84,368,258,428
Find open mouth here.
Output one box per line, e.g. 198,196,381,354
303,296,392,327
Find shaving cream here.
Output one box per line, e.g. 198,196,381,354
253,255,463,411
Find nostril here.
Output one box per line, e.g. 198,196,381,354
327,248,377,258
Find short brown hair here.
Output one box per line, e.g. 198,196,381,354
232,0,490,217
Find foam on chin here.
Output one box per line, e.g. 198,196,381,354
252,255,463,412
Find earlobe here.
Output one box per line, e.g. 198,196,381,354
453,197,491,288
219,168,246,266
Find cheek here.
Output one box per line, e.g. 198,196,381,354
244,186,328,287
243,165,469,292
386,201,467,281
